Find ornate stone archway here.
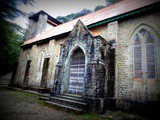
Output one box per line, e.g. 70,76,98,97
52,20,108,112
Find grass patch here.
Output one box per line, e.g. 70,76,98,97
39,101,64,111
7,89,40,103
39,101,46,106
81,113,106,120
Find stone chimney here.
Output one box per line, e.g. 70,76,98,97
25,10,61,40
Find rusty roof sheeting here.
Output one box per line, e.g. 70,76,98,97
23,0,160,46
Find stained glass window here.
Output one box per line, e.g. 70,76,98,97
133,35,142,78
140,28,147,37
146,32,155,78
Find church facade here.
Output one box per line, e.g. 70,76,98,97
12,0,160,113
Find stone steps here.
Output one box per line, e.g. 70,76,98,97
39,96,50,101
45,101,84,113
57,95,84,102
0,81,9,86
45,94,87,113
65,93,82,98
50,96,87,109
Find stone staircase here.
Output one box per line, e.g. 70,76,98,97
45,94,87,113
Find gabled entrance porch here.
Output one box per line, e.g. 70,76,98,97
50,20,108,113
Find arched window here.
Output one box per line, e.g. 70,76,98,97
146,32,155,78
133,35,141,78
133,28,156,79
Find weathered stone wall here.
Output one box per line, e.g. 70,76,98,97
90,24,108,40
15,9,160,112
14,37,65,89
87,9,160,110
25,20,37,40
25,14,48,40
115,10,160,109
90,21,118,42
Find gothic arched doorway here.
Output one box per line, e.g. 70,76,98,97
68,48,85,95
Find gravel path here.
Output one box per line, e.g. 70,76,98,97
0,87,85,120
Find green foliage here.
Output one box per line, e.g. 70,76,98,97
0,0,33,20
10,90,40,103
56,5,108,23
81,113,105,120
56,9,92,23
0,0,34,76
106,0,122,6
94,5,106,11
107,0,121,2
56,0,121,23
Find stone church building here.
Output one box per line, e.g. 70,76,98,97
12,0,160,114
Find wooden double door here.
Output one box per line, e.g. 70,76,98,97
68,49,85,95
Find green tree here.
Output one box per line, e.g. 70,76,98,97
56,9,92,23
106,0,122,6
94,5,106,11
0,0,34,76
56,16,70,23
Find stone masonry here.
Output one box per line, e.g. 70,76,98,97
13,3,160,113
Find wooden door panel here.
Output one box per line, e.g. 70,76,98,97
68,50,85,95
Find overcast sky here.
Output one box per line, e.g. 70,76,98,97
15,0,106,28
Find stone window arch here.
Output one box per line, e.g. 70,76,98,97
129,24,160,85
133,26,156,79
127,24,160,101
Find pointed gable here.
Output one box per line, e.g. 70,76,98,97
63,20,93,46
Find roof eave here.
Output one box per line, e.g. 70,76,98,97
88,2,160,29
21,31,70,48
22,2,160,47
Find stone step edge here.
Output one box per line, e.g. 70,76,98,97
58,95,84,101
39,97,50,101
45,101,84,112
50,96,87,105
65,94,82,98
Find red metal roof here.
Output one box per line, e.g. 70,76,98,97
23,0,160,46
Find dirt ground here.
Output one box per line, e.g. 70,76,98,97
0,86,89,120
0,73,87,120
0,73,147,120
